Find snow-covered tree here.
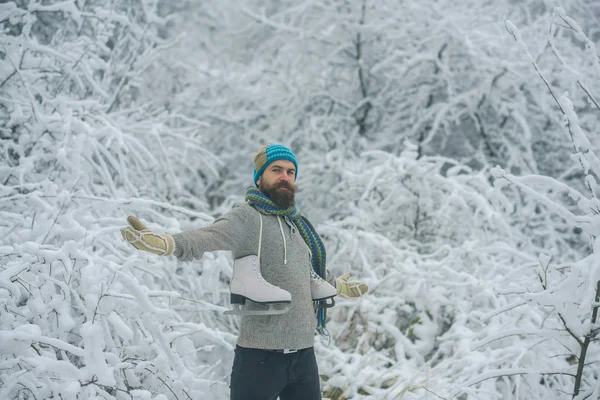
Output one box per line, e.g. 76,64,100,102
473,9,600,399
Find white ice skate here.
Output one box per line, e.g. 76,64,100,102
310,268,336,309
224,213,292,316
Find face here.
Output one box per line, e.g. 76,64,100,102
257,160,297,208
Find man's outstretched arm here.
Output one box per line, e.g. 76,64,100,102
120,205,254,261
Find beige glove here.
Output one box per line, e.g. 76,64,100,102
120,216,175,256
336,273,368,299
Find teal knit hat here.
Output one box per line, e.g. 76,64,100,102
253,144,298,185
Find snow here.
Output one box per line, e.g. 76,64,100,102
1,0,600,399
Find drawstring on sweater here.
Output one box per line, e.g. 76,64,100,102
277,216,287,265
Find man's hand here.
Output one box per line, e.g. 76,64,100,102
120,216,175,256
335,273,368,299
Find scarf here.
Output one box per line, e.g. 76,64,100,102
245,186,329,334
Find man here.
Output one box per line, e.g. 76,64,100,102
121,144,368,400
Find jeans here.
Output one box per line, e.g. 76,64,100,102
229,345,321,400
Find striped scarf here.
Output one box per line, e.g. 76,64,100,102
245,186,329,334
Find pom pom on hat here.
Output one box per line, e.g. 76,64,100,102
253,144,298,185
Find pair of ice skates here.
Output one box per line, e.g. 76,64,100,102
224,213,336,316
223,254,336,316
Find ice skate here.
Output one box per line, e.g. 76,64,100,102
310,268,336,309
224,212,291,316
224,254,292,316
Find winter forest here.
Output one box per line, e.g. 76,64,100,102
1,0,600,399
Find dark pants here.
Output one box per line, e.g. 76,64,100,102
230,345,321,400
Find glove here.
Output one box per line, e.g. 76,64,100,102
335,273,368,299
120,216,175,256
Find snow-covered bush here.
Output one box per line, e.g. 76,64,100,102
300,144,519,398
468,9,600,400
0,2,229,399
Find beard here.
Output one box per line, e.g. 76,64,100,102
259,180,296,209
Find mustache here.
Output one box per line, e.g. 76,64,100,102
277,182,291,189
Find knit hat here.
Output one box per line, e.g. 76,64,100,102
253,144,298,185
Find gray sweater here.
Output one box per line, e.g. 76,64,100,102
172,203,319,350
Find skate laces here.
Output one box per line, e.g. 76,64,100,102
253,263,276,287
310,269,325,286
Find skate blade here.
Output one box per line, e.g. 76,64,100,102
224,302,291,316
314,297,335,309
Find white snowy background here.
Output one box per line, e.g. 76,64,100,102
1,0,600,399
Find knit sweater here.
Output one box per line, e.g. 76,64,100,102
172,202,318,350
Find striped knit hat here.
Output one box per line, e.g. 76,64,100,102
253,144,298,185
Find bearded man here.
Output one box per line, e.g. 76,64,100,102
121,144,368,400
